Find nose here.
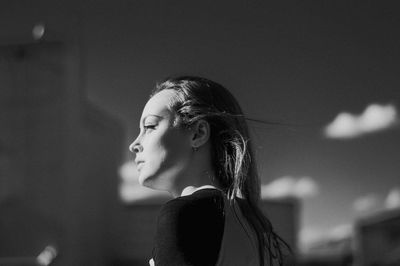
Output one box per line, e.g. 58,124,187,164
129,136,142,153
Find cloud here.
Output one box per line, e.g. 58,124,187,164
299,224,353,252
261,176,319,199
299,227,324,250
118,162,171,203
328,223,353,241
352,193,380,213
352,188,400,214
324,103,398,139
118,162,139,184
385,187,400,209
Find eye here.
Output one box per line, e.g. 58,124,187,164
143,125,156,132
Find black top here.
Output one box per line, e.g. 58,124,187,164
152,188,225,266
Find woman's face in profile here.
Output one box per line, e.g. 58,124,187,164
130,90,193,191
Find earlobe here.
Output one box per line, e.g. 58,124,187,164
191,119,210,149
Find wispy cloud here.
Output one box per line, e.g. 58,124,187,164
261,176,319,199
385,187,400,209
324,103,398,139
118,162,170,203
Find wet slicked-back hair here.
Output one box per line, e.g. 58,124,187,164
151,76,289,265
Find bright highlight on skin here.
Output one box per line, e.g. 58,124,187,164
324,103,398,139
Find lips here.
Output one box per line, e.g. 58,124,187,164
135,160,144,169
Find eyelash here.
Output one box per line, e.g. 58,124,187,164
143,125,156,131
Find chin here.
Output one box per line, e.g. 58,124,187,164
138,172,161,191
139,173,174,194
138,172,151,187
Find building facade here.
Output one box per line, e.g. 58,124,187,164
0,40,123,266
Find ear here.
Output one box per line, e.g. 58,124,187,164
190,119,210,149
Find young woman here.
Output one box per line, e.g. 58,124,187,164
129,76,289,266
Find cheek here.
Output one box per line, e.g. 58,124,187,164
147,129,190,168
162,130,191,159
143,140,166,167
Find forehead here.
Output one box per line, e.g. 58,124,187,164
141,90,177,119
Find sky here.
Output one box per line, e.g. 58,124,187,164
0,0,399,256
74,1,400,249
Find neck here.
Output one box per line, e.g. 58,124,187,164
170,144,221,198
170,169,219,198
180,185,219,197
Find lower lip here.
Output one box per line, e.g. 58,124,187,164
137,162,144,170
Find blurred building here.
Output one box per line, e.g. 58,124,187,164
297,208,400,266
354,208,400,266
260,197,299,256
0,39,123,266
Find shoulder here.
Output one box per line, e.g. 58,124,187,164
160,188,224,217
154,189,225,265
157,188,224,229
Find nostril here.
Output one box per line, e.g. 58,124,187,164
130,143,142,153
129,143,138,153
